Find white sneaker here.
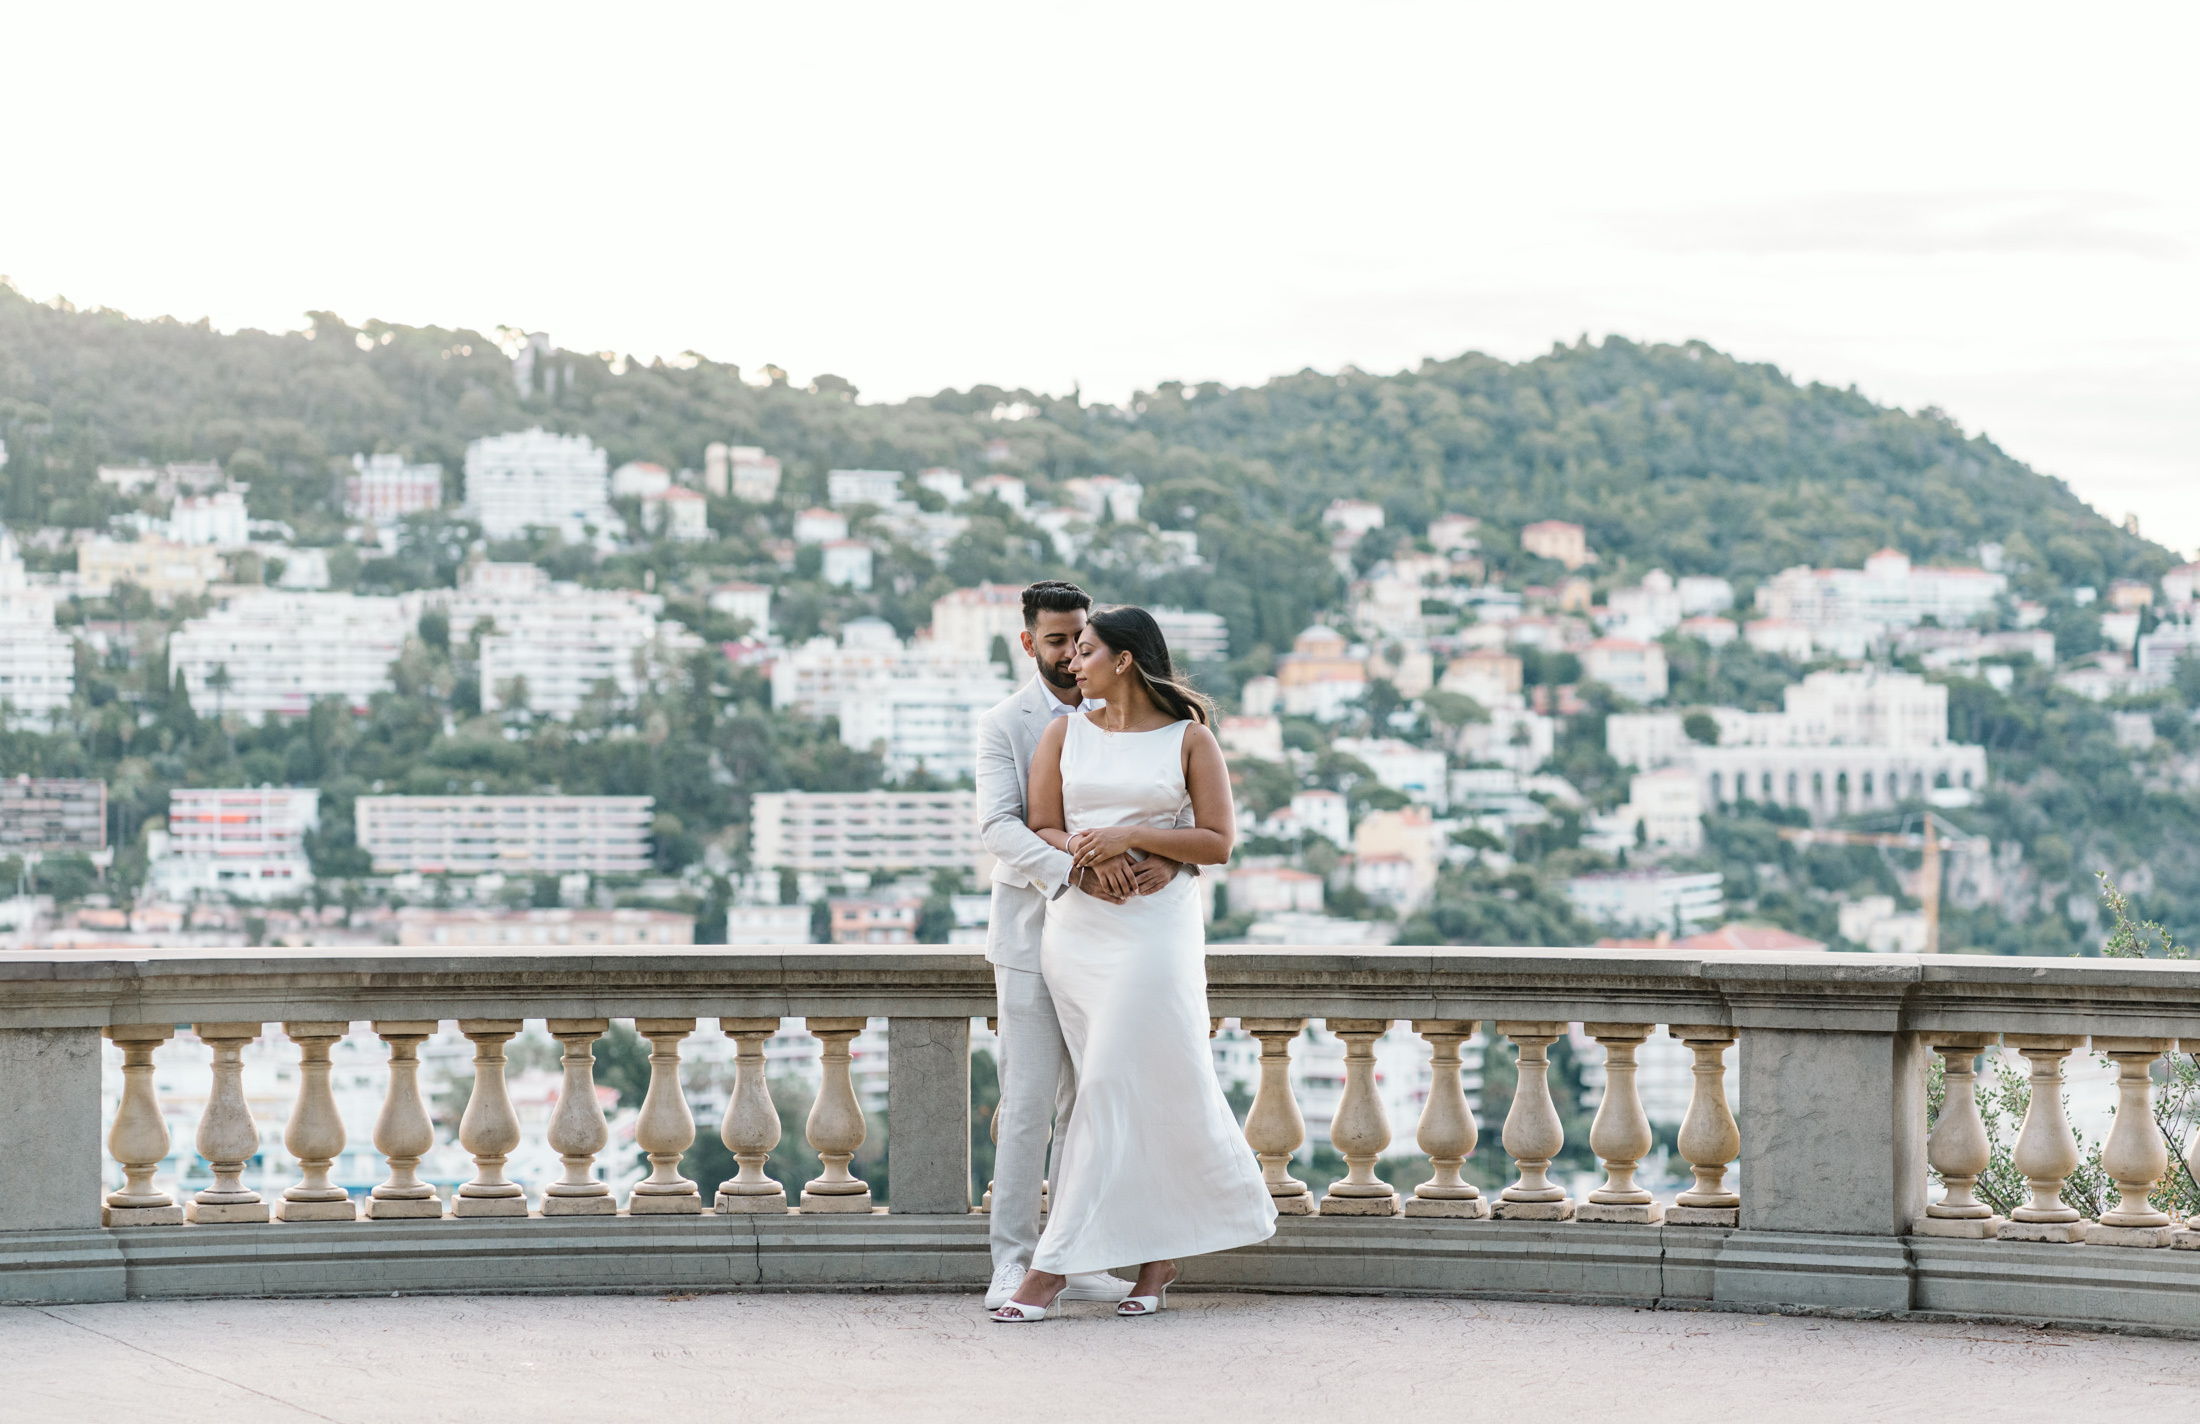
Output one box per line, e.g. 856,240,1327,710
1059,1271,1133,1303
985,1262,1028,1310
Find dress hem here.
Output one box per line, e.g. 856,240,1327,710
1031,1217,1278,1278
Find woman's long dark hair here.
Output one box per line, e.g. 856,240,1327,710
1086,605,1213,727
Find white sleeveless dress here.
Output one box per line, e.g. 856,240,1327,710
1028,713,1277,1275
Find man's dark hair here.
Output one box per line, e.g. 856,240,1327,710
1022,580,1092,629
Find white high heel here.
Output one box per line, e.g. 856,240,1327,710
1117,1267,1175,1317
992,1276,1066,1323
1116,1286,1167,1317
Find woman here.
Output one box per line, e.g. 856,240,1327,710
991,605,1276,1322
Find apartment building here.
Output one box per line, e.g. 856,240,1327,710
168,591,411,718
462,429,614,541
749,791,982,874
354,795,655,874
826,469,903,508
346,453,445,521
771,620,1011,778
1754,548,2006,642
167,490,250,547
1150,607,1229,663
931,583,1032,681
0,534,73,720
0,778,106,854
1565,869,1724,934
152,787,318,901
77,537,226,602
644,486,710,541
441,564,702,718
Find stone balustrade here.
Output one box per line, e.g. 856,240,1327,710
7,944,2200,1334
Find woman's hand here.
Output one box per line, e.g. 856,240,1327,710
1068,826,1138,869
1075,856,1136,901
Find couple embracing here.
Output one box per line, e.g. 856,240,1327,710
977,580,1275,1322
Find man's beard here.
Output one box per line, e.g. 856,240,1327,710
1039,658,1079,691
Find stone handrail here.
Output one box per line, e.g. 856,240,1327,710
6,943,2200,1330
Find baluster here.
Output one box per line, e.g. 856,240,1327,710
450,1019,529,1217
187,1022,268,1224
799,1017,874,1212
629,1018,703,1213
1915,1035,1998,1237
1492,1022,1573,1220
1318,1019,1399,1215
364,1021,444,1219
540,1019,614,1216
273,1022,355,1221
1665,1025,1740,1226
1242,1017,1313,1215
1578,1023,1659,1224
2179,1036,2200,1252
977,1015,999,1212
103,1024,184,1225
716,1017,787,1213
1403,1020,1487,1218
2087,1037,2175,1246
1997,1034,2086,1243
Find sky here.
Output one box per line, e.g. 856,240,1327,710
5,1,2195,555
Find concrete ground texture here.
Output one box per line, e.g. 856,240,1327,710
7,1292,2199,1422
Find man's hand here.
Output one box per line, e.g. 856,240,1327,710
1129,855,1182,895
1074,855,1136,903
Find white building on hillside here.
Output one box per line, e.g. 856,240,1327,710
1150,608,1229,663
728,447,782,503
932,584,1034,681
793,508,848,544
707,582,771,635
0,533,73,721
354,795,653,874
346,453,444,521
152,787,318,902
1586,767,1705,853
168,591,410,719
441,562,702,719
167,490,250,547
463,429,615,541
1331,737,1448,809
772,619,1011,779
1755,548,2006,646
827,469,904,508
1621,669,1988,821
77,537,226,602
610,462,672,498
1565,869,1723,934
917,468,967,504
643,486,710,541
750,791,982,875
1580,638,1668,702
1607,570,1683,639
822,541,874,591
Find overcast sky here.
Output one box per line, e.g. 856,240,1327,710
6,1,2194,555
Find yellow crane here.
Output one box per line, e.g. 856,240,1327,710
1777,814,1986,953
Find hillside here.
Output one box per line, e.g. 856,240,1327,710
1,284,2193,955
0,286,2171,624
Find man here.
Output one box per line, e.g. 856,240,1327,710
976,579,1185,1309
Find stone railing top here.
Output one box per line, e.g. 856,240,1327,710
2,944,2195,1037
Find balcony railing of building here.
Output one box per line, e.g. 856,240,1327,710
5,944,2200,1334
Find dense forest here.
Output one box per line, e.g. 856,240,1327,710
0,283,2191,952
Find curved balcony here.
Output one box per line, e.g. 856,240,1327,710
5,944,2200,1336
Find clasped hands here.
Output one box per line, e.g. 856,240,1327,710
1068,827,1175,904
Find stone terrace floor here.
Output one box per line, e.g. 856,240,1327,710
9,1292,2200,1422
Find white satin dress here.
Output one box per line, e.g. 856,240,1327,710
1028,713,1277,1276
